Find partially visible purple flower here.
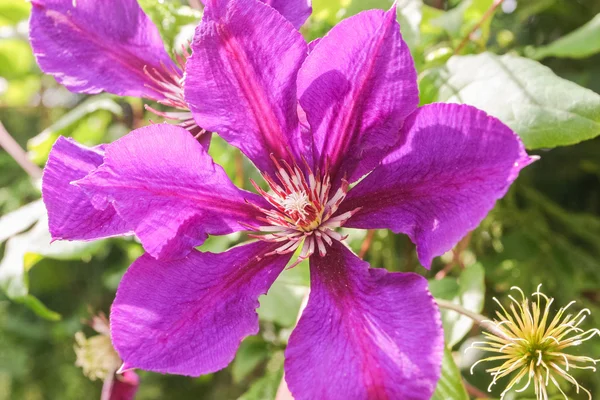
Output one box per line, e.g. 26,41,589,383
105,371,139,400
29,0,183,100
28,0,312,133
42,0,535,398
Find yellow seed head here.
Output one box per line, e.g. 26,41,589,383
468,285,599,400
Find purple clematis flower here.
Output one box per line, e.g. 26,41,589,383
29,0,311,134
41,0,535,398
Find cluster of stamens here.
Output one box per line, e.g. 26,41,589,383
468,285,599,400
74,313,122,381
144,45,205,138
246,157,360,267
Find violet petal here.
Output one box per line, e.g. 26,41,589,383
285,242,443,400
42,137,130,241
75,124,264,260
29,0,177,100
203,0,311,29
340,103,536,268
111,241,291,375
297,6,418,186
185,0,310,175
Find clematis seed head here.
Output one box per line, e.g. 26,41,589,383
468,285,599,400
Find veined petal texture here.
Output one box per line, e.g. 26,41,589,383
75,124,264,260
30,0,177,99
285,242,443,400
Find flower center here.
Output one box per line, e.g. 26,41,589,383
281,190,318,229
247,157,360,266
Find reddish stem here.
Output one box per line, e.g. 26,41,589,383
454,0,505,55
359,229,376,258
0,121,42,179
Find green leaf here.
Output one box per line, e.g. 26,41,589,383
396,0,423,50
429,263,485,347
529,13,600,60
0,75,41,108
238,351,285,400
0,40,34,79
0,200,45,243
0,226,60,320
0,210,103,320
138,0,202,52
257,263,309,327
311,0,391,26
431,346,469,400
428,278,460,301
232,336,269,384
419,52,600,149
0,0,30,26
27,96,123,164
15,295,61,321
430,0,494,43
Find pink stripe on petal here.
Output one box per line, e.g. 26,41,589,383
29,0,177,100
75,124,264,260
341,103,536,268
111,242,291,376
204,0,311,29
285,242,443,400
297,6,418,186
185,0,310,175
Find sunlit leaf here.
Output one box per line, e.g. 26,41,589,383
0,0,30,26
419,52,600,149
138,0,202,52
0,211,103,320
429,0,494,44
0,75,41,107
396,0,423,50
431,346,469,400
0,40,34,79
0,199,44,243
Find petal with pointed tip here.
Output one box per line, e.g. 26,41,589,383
185,0,310,175
285,242,443,399
297,6,418,185
340,103,536,268
75,124,264,260
203,0,311,29
29,0,177,99
42,137,131,241
261,0,311,29
111,241,291,375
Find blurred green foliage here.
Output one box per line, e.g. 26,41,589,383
1,0,599,399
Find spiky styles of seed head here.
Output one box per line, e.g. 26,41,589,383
468,285,599,400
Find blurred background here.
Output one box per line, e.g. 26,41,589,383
1,0,599,399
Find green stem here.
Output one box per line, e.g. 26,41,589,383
436,298,511,340
454,0,505,55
